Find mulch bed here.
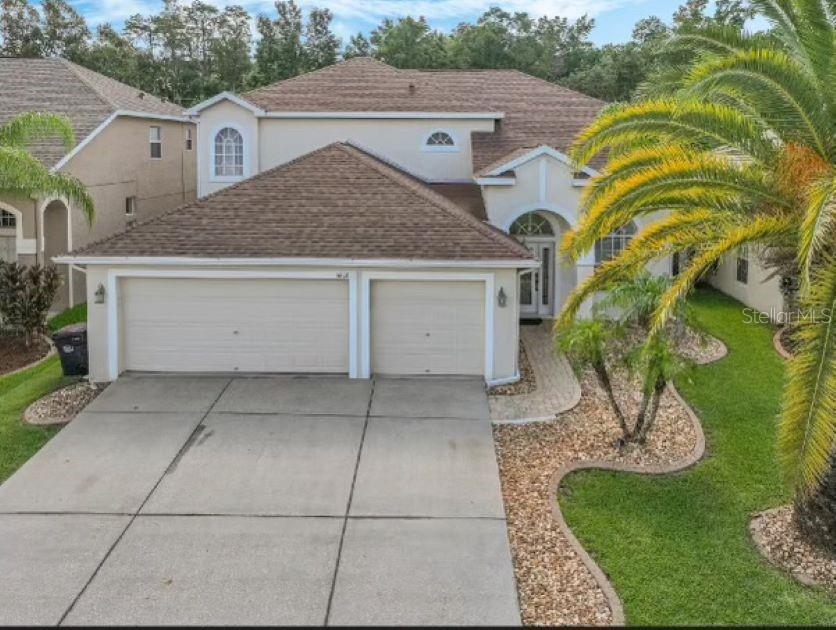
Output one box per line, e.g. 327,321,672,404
24,381,106,426
490,344,536,396
493,366,698,626
777,327,799,358
0,333,51,376
750,506,836,595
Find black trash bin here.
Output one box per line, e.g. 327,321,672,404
53,324,88,376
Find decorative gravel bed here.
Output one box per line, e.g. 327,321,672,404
494,367,699,626
490,344,536,396
677,326,727,365
750,506,836,595
24,381,106,426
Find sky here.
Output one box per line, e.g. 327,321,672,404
63,0,731,45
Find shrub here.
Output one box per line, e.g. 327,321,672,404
0,262,62,347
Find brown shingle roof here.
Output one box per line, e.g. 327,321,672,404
71,142,534,262
242,57,486,113
0,57,183,168
238,58,606,174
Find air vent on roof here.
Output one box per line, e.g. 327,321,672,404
408,83,416,95
137,92,145,99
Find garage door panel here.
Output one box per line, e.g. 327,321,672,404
372,281,485,376
121,278,348,373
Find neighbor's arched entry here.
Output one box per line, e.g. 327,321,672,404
42,199,71,309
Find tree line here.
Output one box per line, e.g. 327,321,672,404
0,0,756,106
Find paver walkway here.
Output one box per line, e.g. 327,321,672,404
490,322,581,423
0,374,520,626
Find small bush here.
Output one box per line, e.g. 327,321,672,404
0,262,61,347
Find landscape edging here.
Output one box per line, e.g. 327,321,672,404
773,328,793,360
1,336,56,379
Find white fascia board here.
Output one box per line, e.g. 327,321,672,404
485,145,599,177
258,111,504,120
54,256,540,269
184,92,265,116
475,177,516,186
51,110,190,173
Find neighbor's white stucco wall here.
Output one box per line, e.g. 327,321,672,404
194,99,495,196
708,250,784,319
84,264,521,384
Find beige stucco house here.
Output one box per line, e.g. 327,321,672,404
0,58,196,308
60,57,677,384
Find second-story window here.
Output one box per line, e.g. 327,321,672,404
185,128,193,151
424,130,457,152
214,127,244,178
149,126,162,159
737,245,749,284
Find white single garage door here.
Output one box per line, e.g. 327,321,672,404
372,280,485,376
121,278,349,373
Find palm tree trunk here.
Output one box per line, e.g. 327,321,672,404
794,454,836,550
631,388,653,443
637,380,666,443
594,362,631,440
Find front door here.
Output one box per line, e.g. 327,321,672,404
520,241,553,317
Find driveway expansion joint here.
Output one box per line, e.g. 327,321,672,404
55,377,235,626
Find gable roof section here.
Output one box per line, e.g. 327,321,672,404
67,142,535,264
0,57,184,168
231,58,605,172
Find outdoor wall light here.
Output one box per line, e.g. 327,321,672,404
94,283,106,304
497,287,507,308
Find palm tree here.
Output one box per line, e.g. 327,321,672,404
558,0,835,547
0,112,94,223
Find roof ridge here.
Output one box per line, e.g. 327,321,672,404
337,142,532,259
506,68,608,105
242,57,397,102
58,58,115,112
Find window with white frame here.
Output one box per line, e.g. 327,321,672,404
424,130,456,151
149,126,162,158
595,222,637,264
0,210,16,228
736,245,749,284
185,128,193,151
125,196,137,217
213,127,244,178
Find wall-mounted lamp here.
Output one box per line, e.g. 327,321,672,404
94,283,106,304
497,287,507,308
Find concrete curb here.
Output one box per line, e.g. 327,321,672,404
773,328,793,361
547,383,707,626
1,336,56,379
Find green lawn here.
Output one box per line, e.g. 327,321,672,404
0,304,88,483
559,288,836,625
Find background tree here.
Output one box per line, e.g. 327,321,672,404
40,0,88,60
304,7,340,70
0,0,42,56
370,17,450,68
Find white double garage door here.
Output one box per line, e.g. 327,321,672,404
121,276,485,377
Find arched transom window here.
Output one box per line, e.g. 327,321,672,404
595,222,637,263
425,131,455,148
0,210,16,228
214,127,244,177
510,212,554,237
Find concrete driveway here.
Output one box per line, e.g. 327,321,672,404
0,375,520,626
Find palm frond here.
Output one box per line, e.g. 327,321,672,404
0,112,76,151
570,100,775,168
0,146,94,225
683,48,830,155
798,173,836,285
779,255,836,494
650,216,797,335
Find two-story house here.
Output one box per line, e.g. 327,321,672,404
0,58,196,308
60,57,670,384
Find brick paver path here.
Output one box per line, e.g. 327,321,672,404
490,322,581,423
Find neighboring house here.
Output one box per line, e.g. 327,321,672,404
707,248,786,319
59,57,672,384
0,58,196,308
